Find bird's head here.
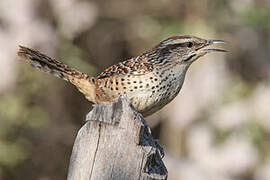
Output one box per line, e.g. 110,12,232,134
155,35,227,65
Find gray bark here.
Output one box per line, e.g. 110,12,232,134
67,96,167,180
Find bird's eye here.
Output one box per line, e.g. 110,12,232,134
187,42,193,48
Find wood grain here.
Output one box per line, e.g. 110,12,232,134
67,97,167,180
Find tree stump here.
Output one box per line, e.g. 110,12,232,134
67,97,167,180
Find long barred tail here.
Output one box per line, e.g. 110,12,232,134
17,46,97,103
18,46,87,81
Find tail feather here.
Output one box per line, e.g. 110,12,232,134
18,46,86,81
17,46,97,103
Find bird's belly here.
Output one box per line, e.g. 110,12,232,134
129,78,182,117
96,69,185,117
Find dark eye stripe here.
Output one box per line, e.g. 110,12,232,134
166,42,193,49
158,42,194,56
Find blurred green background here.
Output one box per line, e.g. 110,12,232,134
0,0,270,179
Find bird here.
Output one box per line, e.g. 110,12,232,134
18,35,226,117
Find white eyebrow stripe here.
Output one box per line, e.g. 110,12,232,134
165,38,191,45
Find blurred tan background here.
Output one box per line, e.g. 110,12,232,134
0,0,270,179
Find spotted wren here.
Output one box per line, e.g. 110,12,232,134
18,35,226,117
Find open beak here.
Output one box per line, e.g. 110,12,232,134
199,40,227,53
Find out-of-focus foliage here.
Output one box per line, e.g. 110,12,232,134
0,0,270,179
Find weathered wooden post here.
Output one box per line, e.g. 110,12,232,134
67,97,167,180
